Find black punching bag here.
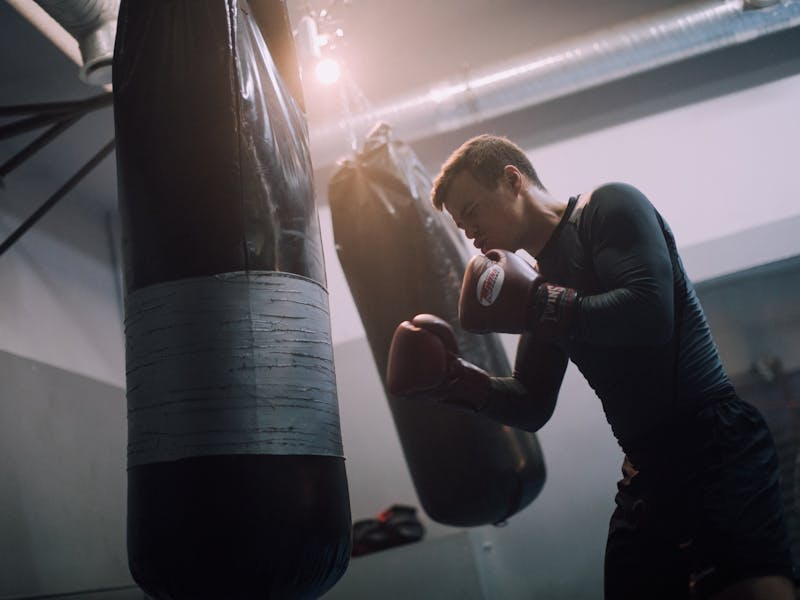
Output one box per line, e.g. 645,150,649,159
113,2,351,598
329,123,546,527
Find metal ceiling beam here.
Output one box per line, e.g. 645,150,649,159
309,0,800,168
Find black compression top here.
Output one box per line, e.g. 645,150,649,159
515,182,734,454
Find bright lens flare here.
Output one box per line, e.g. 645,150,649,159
315,58,340,85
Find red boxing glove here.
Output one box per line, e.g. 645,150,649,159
459,249,579,339
459,250,540,333
386,314,491,412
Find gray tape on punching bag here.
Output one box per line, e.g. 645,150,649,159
126,271,342,468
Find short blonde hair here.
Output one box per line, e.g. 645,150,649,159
431,134,545,210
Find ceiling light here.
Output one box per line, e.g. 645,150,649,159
315,58,341,85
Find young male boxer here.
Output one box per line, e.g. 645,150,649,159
386,135,795,599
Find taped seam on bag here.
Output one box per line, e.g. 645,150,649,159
126,271,343,467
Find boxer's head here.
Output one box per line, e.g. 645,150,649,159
432,135,545,253
431,134,545,212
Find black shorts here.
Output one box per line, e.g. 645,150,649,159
604,396,795,599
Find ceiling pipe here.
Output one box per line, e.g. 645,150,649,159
309,0,800,168
9,0,119,86
7,0,81,68
34,0,119,85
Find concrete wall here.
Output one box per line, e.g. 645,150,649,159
0,351,131,599
0,164,123,388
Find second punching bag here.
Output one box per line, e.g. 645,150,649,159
114,2,350,599
329,123,546,527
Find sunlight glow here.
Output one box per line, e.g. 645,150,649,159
315,57,341,85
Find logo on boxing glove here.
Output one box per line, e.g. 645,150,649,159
476,263,505,307
540,285,565,323
534,283,579,330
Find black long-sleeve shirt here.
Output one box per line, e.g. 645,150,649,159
487,183,733,455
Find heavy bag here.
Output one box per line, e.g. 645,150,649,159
113,2,351,598
329,123,546,527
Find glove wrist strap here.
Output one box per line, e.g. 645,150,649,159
527,282,580,339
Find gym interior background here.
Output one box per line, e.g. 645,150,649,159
1,0,799,598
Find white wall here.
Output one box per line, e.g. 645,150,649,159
0,65,798,599
0,175,130,598
0,350,131,598
528,72,800,248
0,179,124,388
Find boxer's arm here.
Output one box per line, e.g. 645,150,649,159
388,315,567,431
481,333,568,432
386,314,494,413
575,184,675,346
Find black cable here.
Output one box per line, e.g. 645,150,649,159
0,111,75,140
0,139,116,258
0,92,113,118
0,114,83,181
4,584,142,599
0,93,113,141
